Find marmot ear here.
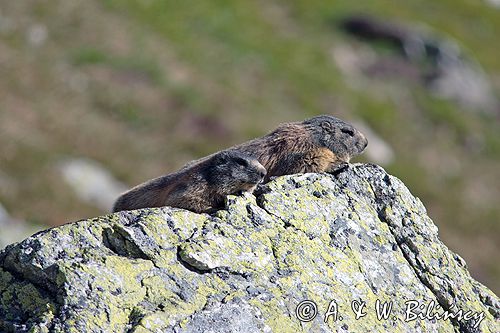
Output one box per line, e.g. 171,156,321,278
215,152,229,163
320,121,333,132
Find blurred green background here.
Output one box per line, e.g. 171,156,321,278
0,1,499,294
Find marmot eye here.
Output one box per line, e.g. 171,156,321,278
341,127,355,136
235,158,248,167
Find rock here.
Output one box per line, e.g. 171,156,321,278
339,15,498,114
485,0,500,9
58,157,128,212
0,164,498,332
26,23,48,47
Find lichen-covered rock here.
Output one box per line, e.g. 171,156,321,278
0,164,498,333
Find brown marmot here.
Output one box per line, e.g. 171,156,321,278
185,115,368,181
112,151,266,214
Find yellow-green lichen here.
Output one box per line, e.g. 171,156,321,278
1,168,498,332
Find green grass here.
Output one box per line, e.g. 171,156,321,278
71,47,163,84
71,47,109,66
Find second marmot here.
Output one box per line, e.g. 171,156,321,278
113,151,266,214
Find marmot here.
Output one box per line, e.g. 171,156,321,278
113,151,266,214
185,115,368,181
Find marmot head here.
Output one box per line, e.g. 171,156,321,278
303,115,368,162
206,151,266,194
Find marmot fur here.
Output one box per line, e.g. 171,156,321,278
113,151,266,213
186,115,368,181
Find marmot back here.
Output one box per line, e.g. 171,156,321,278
186,115,368,181
113,151,266,213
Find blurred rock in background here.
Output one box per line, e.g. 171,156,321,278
0,203,40,250
485,0,500,9
339,14,498,113
58,158,127,212
351,121,395,166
